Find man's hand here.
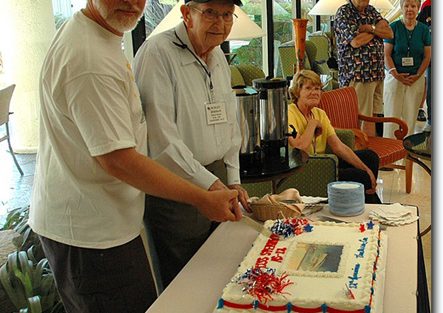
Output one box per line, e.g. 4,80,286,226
208,179,242,219
196,189,242,222
228,184,251,212
358,24,374,34
209,179,228,191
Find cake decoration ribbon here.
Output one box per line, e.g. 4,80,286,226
270,218,313,238
234,267,293,304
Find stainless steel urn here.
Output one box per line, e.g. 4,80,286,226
252,78,291,172
234,87,260,155
234,86,262,174
252,78,288,142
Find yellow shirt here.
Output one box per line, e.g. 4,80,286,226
288,103,336,155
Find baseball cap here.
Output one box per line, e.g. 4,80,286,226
184,0,243,6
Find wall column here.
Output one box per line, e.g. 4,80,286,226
0,0,56,153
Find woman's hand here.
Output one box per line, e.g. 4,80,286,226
307,117,323,137
404,74,421,85
393,72,413,86
365,168,377,194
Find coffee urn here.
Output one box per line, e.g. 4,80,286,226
252,78,295,172
234,86,261,174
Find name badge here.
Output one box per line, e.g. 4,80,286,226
402,57,414,67
205,101,228,125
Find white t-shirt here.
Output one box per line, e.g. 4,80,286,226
29,11,147,249
133,22,241,190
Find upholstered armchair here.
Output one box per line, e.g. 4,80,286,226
230,65,246,87
278,40,315,79
279,37,338,90
307,32,339,85
275,129,355,197
230,64,265,88
318,87,413,193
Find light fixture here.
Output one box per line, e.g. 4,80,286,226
148,0,265,40
370,0,394,11
308,0,394,16
308,0,346,16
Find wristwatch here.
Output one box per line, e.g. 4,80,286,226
371,25,376,34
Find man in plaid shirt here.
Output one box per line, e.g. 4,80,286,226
335,0,393,136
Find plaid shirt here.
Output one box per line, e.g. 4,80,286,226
335,2,385,87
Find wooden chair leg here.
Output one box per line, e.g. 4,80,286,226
406,158,413,193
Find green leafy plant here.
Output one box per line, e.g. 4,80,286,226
0,206,65,313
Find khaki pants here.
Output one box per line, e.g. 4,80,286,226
349,80,384,116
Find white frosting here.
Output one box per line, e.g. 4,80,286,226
215,220,387,313
333,183,360,189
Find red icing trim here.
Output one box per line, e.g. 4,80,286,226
257,303,287,311
222,300,253,309
222,301,369,313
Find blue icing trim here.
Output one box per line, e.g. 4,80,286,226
286,302,292,313
304,224,313,232
371,287,374,295
253,300,259,309
373,273,377,281
321,303,328,313
270,220,295,238
365,305,371,313
348,264,361,288
355,238,368,258
216,298,224,309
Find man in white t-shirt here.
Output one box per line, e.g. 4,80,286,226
29,1,241,312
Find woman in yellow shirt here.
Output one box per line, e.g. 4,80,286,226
288,70,381,203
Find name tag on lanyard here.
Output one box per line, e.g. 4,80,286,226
402,57,414,67
205,101,228,125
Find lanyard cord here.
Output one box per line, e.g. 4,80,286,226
173,30,214,91
402,20,416,57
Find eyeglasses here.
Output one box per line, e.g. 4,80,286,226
190,7,238,23
302,85,322,92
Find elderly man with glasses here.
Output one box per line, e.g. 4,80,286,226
134,0,249,288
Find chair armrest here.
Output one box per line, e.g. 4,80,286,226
325,129,356,153
358,114,408,140
242,181,273,198
336,129,356,149
348,128,369,150
276,154,338,197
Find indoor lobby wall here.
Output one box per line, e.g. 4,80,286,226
0,0,56,153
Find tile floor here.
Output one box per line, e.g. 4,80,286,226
0,128,432,306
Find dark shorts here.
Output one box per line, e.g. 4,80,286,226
39,235,157,313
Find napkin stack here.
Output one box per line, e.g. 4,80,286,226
248,188,305,216
369,203,418,226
